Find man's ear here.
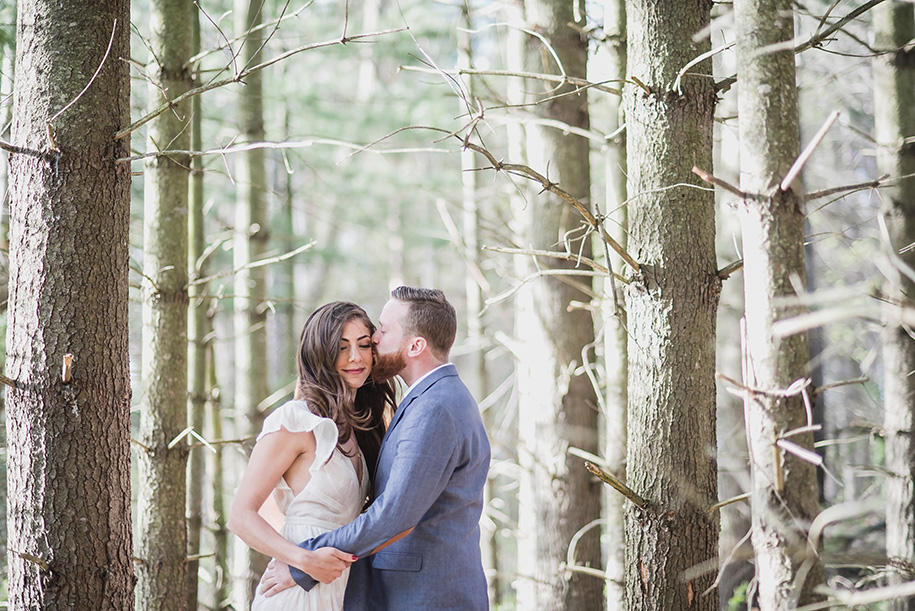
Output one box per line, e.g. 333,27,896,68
407,337,427,358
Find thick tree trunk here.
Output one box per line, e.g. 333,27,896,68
600,0,627,608
137,1,194,609
734,0,824,607
623,0,719,609
5,1,133,608
875,3,915,610
232,0,270,606
515,1,602,609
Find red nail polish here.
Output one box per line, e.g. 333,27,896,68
352,555,358,561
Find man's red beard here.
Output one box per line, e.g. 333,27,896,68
371,349,407,383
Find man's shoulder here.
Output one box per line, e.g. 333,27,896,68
416,369,474,407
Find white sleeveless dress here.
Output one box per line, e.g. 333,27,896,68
250,400,369,611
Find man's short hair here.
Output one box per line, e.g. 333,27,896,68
391,286,457,361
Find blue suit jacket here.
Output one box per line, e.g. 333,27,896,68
290,364,491,610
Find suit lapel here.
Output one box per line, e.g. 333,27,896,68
374,364,456,482
386,364,455,435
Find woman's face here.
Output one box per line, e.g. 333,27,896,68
336,319,374,389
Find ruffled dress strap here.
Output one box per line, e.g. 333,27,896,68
257,400,339,474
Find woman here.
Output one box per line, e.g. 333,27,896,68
229,301,396,610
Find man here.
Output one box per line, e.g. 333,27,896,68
260,286,491,609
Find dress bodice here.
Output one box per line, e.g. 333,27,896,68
257,401,369,528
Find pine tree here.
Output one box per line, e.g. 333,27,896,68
136,0,194,608
734,0,824,606
515,0,603,608
5,1,133,607
875,2,915,609
623,0,720,607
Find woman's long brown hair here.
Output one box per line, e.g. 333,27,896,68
295,301,396,481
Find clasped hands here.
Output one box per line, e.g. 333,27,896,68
258,547,356,598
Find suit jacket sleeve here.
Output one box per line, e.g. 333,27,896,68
291,397,459,590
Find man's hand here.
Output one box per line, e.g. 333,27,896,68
259,559,296,598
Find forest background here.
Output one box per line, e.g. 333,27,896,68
0,0,911,609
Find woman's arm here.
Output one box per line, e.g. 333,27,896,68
227,428,354,583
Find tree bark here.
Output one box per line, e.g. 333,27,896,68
136,0,194,609
515,1,603,609
734,0,824,607
600,0,627,607
712,19,753,607
0,31,13,587
875,3,915,610
623,0,720,608
6,1,133,608
232,0,270,606
186,7,207,609
208,350,232,611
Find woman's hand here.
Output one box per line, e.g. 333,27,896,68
300,547,357,585
259,559,296,598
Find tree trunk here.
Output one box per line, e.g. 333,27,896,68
734,0,824,607
232,0,270,606
623,0,719,609
208,348,232,611
270,102,297,389
600,0,627,607
0,33,13,586
137,0,194,609
875,3,915,610
515,1,602,609
6,1,133,608
712,21,753,607
186,7,207,609
458,4,499,605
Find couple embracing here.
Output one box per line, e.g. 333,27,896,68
229,286,491,610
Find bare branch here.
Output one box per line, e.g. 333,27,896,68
0,372,18,389
188,241,316,287
707,493,751,514
114,27,406,141
483,245,628,284
193,1,239,77
10,549,51,572
795,0,888,54
486,269,605,305
584,461,648,508
692,165,747,199
629,75,652,95
462,139,641,272
0,138,47,159
436,200,491,293
805,174,888,202
781,110,839,192
812,377,869,396
400,64,622,95
717,260,743,279
673,41,734,94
